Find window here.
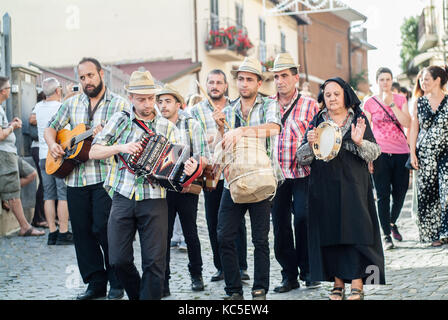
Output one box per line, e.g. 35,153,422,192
259,17,267,66
336,43,343,69
281,32,286,52
444,0,448,32
211,0,219,31
236,3,243,29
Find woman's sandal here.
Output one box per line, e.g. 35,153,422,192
329,287,345,300
347,288,364,300
431,238,448,247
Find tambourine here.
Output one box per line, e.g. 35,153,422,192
312,121,342,162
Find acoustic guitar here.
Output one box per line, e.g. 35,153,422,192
45,123,95,178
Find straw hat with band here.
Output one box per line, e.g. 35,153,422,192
268,52,300,73
156,84,185,106
125,70,160,95
230,57,265,81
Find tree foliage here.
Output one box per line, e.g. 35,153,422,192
400,16,420,76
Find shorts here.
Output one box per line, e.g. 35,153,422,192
39,159,67,201
0,150,35,201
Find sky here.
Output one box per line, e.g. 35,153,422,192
342,0,426,90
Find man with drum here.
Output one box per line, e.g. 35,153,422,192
45,57,127,300
213,57,282,300
187,69,249,283
269,53,320,293
157,84,208,296
89,71,199,300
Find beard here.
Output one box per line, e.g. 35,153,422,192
208,90,224,101
84,80,103,98
239,90,257,99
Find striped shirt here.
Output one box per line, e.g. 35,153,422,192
271,90,319,179
175,111,210,160
92,109,180,200
222,94,283,188
47,89,130,187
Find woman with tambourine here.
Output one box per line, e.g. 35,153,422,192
297,77,385,300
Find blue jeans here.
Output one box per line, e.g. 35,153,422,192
271,177,310,282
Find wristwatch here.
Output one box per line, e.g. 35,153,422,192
390,103,396,108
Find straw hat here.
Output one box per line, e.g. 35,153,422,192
124,70,160,95
156,84,185,106
230,57,265,80
268,52,300,73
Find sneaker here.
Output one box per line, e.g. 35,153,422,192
191,276,205,291
224,292,244,300
55,231,74,245
47,230,59,245
391,224,403,242
383,235,394,250
252,289,266,300
178,241,187,252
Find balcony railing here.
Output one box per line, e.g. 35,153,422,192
205,17,254,61
418,6,438,51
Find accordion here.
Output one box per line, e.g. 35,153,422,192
127,132,199,192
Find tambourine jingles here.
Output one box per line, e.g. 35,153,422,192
312,121,342,162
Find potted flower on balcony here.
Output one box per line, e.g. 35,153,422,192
206,26,253,56
261,57,275,70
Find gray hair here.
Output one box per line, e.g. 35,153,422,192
42,77,61,97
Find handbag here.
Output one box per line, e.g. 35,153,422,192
372,97,414,170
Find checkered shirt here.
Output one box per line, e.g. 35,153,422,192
47,89,130,187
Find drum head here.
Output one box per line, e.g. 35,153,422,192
318,126,336,158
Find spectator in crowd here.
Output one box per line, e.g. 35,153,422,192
409,65,448,247
364,68,411,250
392,82,401,94
0,76,44,237
34,77,73,245
29,90,47,228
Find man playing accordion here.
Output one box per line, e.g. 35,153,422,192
89,71,200,300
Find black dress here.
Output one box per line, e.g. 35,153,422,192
303,110,385,284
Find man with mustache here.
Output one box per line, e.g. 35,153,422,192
44,57,128,300
268,53,320,293
186,70,249,283
157,84,208,296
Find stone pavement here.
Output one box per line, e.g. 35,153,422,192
1,184,448,300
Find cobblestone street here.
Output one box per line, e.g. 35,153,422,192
1,185,448,300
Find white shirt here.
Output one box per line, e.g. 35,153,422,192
34,100,62,159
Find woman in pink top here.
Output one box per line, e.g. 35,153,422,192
364,67,411,251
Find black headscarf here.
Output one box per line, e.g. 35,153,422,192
317,77,362,114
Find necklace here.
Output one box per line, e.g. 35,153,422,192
330,112,350,128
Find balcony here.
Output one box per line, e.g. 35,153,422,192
205,17,253,62
418,6,438,51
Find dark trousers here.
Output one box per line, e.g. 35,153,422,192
108,192,168,300
31,147,45,225
165,191,202,283
203,180,247,271
217,188,271,295
373,153,410,236
272,177,310,282
66,183,121,290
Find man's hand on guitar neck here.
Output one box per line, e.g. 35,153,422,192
92,123,105,138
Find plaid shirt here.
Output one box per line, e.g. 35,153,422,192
176,111,210,160
48,89,130,187
222,94,283,188
185,98,231,158
92,109,180,200
271,90,319,179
